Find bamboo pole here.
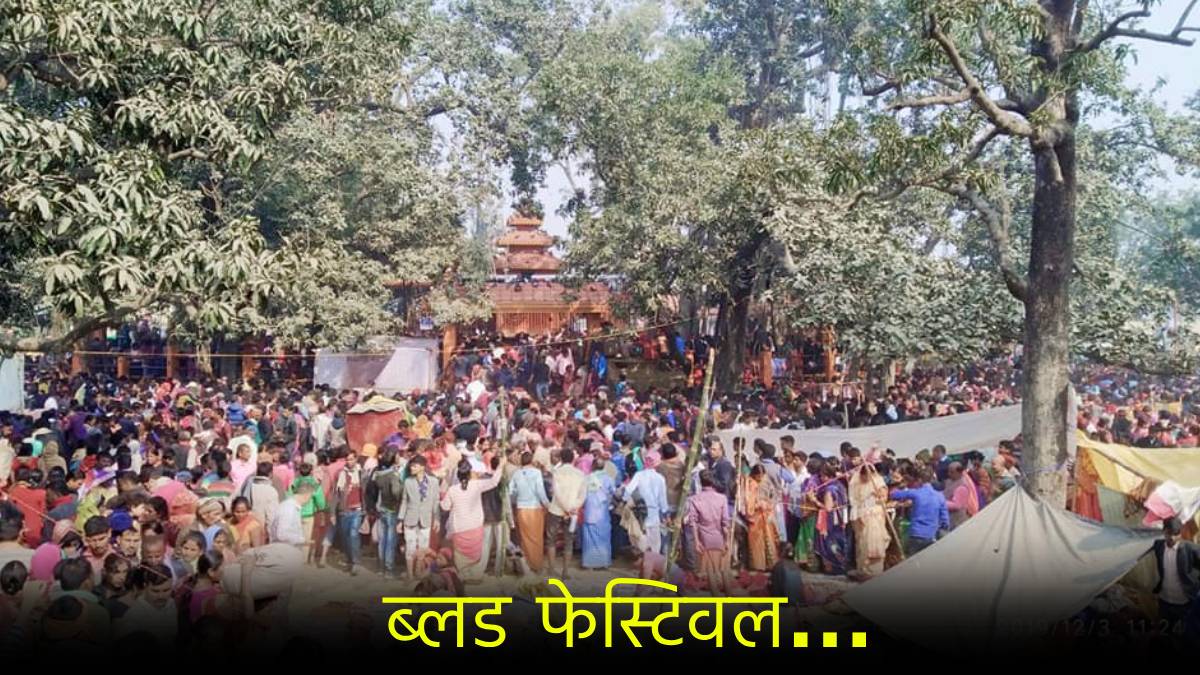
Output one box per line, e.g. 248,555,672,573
665,349,716,575
725,426,744,568
495,386,511,577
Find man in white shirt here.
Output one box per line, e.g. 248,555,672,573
546,448,587,578
227,422,258,463
554,349,574,379
271,484,314,547
466,378,486,405
310,404,334,452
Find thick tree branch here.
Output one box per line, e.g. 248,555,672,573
0,305,141,354
941,183,1029,302
928,16,1035,138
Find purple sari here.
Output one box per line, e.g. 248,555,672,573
815,481,851,575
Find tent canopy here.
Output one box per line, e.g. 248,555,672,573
843,487,1158,652
1078,431,1200,489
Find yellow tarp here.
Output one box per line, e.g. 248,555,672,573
1077,430,1200,489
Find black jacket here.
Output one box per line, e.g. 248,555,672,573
1152,539,1200,601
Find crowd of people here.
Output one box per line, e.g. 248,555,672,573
0,335,1197,650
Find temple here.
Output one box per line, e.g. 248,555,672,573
485,212,612,337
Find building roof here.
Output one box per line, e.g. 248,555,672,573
506,214,543,228
494,251,562,273
486,281,611,308
496,229,554,248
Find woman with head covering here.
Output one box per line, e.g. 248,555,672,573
740,464,781,572
580,458,616,570
203,524,236,564
37,441,67,476
190,498,225,535
814,462,851,575
28,543,62,582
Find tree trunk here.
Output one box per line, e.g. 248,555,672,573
196,342,213,378
1022,133,1076,508
715,281,752,393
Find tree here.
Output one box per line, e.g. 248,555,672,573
0,0,410,353
829,0,1200,505
1129,190,1200,310
527,2,845,390
233,108,467,349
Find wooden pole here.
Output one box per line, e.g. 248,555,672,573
666,349,716,574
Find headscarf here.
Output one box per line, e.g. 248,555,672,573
643,450,662,471
196,498,224,523
30,543,62,581
51,519,75,545
203,524,226,552
38,441,67,475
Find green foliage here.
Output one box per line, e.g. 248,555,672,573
0,0,412,350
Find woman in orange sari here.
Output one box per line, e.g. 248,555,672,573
740,465,780,571
228,497,265,553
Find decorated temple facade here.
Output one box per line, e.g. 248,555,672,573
484,212,612,337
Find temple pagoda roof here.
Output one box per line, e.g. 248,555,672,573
506,214,544,228
494,251,562,273
496,229,554,248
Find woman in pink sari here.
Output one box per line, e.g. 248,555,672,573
439,455,506,583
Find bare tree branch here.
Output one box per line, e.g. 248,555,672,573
928,17,1035,138
1076,1,1198,52
888,87,971,110
860,75,899,96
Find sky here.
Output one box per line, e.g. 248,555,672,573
490,10,1200,241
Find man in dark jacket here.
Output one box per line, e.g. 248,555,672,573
1153,517,1200,632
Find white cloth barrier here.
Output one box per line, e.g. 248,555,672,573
714,404,1023,462
0,356,24,412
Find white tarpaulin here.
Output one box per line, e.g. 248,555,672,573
843,487,1158,651
0,356,24,412
314,337,438,394
714,404,1022,461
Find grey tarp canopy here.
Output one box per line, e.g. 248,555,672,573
713,404,1022,463
842,487,1158,651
